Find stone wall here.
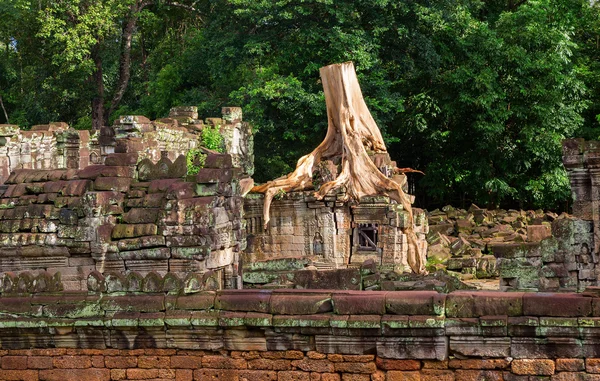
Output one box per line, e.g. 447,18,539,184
0,150,246,291
243,193,428,273
0,289,598,379
0,106,254,184
485,138,600,292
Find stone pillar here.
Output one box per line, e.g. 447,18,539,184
221,107,254,176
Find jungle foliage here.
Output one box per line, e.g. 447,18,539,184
1,0,600,210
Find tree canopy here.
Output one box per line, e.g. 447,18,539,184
1,0,599,210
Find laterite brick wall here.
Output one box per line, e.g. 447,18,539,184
0,348,598,380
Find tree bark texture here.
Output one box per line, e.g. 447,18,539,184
252,62,427,274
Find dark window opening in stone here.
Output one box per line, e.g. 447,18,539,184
357,223,378,251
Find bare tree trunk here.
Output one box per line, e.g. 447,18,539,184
252,62,427,274
106,2,140,123
91,44,104,131
0,94,8,124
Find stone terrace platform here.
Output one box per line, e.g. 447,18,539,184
0,289,600,380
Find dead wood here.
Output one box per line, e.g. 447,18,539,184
251,62,427,274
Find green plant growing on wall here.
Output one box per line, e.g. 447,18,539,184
186,148,206,175
274,188,286,200
202,124,224,152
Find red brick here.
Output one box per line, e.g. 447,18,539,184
321,374,341,381
310,372,320,381
261,352,285,360
27,356,53,370
342,355,374,363
126,369,159,379
511,359,555,375
138,356,170,368
386,371,420,381
53,356,92,369
375,358,420,371
238,370,277,381
2,356,28,370
327,354,344,363
421,370,455,381
291,359,334,373
278,371,311,381
455,370,503,381
39,369,110,381
449,359,509,370
176,369,193,381
557,359,585,372
110,369,126,380
105,356,137,368
242,352,261,360
193,369,239,380
422,360,448,369
248,359,291,370
159,369,176,378
91,356,104,368
307,352,327,360
334,362,377,374
285,351,305,360
171,356,202,369
80,349,111,356
118,349,144,356
0,370,38,381
341,375,369,381
370,371,385,381
550,372,586,381
588,358,600,373
144,349,177,356
202,356,247,369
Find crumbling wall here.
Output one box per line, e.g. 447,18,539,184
243,192,427,274
0,150,246,291
0,106,254,183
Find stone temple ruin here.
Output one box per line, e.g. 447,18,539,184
1,64,600,380
0,106,253,292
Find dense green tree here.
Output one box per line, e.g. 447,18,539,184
142,0,593,209
1,0,599,210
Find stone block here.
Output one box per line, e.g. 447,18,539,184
385,291,446,316
449,336,510,358
216,290,271,313
527,225,552,242
511,337,583,359
195,168,233,183
446,291,523,317
111,224,158,239
270,290,333,315
523,293,591,317
122,208,159,224
94,177,131,192
376,337,448,360
511,359,555,375
332,291,386,315
104,153,138,166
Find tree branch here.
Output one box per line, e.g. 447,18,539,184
0,94,9,124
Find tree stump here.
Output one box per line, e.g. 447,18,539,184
252,62,427,274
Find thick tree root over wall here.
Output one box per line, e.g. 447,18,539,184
252,62,426,274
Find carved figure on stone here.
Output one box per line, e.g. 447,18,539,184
313,232,324,255
251,62,427,274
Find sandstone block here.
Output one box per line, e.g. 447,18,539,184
332,291,385,315
111,224,158,239
523,293,591,317
94,177,131,192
